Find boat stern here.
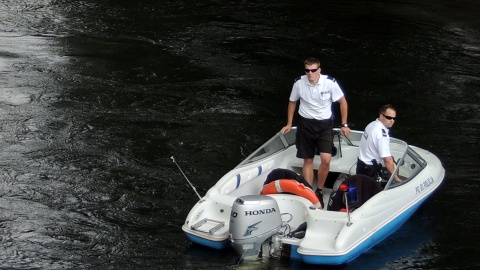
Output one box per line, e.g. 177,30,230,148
182,192,236,249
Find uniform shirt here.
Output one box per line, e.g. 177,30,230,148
289,74,344,120
358,119,391,165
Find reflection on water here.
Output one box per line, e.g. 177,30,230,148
0,0,479,269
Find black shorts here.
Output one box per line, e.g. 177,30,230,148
296,116,333,159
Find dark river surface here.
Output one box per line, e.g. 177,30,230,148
1,0,479,269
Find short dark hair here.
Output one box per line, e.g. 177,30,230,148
379,104,396,115
304,57,320,67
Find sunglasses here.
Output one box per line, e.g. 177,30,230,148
382,114,396,120
305,68,319,73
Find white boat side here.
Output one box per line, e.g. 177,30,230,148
182,129,445,265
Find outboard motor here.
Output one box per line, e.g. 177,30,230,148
229,195,282,260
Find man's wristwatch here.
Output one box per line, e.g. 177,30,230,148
341,123,349,128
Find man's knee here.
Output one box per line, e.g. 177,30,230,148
319,154,331,167
319,162,330,171
303,159,314,166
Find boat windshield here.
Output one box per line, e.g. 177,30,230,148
236,128,296,167
384,143,427,190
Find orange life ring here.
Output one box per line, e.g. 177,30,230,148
260,179,321,209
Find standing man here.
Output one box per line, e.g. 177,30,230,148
281,57,350,208
357,104,399,181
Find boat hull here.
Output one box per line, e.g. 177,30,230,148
182,129,445,265
184,232,230,250
295,193,432,265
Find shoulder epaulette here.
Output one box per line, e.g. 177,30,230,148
326,76,336,82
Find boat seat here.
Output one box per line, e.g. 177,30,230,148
263,168,312,189
327,174,382,211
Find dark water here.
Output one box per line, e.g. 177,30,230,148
1,0,479,269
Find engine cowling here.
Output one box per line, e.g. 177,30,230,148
229,195,282,260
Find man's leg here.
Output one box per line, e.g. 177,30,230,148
317,153,332,189
302,158,314,187
315,153,331,209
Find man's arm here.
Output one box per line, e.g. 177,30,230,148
337,96,350,135
383,156,395,175
383,156,402,182
281,101,297,134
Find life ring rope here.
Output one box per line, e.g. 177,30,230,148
274,180,283,193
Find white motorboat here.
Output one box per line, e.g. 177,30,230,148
181,128,445,265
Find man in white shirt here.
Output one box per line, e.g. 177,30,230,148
357,104,398,180
281,58,350,208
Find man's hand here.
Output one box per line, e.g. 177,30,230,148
394,175,403,183
281,125,292,134
340,126,351,136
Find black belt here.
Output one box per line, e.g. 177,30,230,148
299,115,332,124
357,159,383,179
357,159,376,168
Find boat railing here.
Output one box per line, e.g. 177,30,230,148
335,129,363,147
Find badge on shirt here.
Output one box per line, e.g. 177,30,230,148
382,129,387,137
